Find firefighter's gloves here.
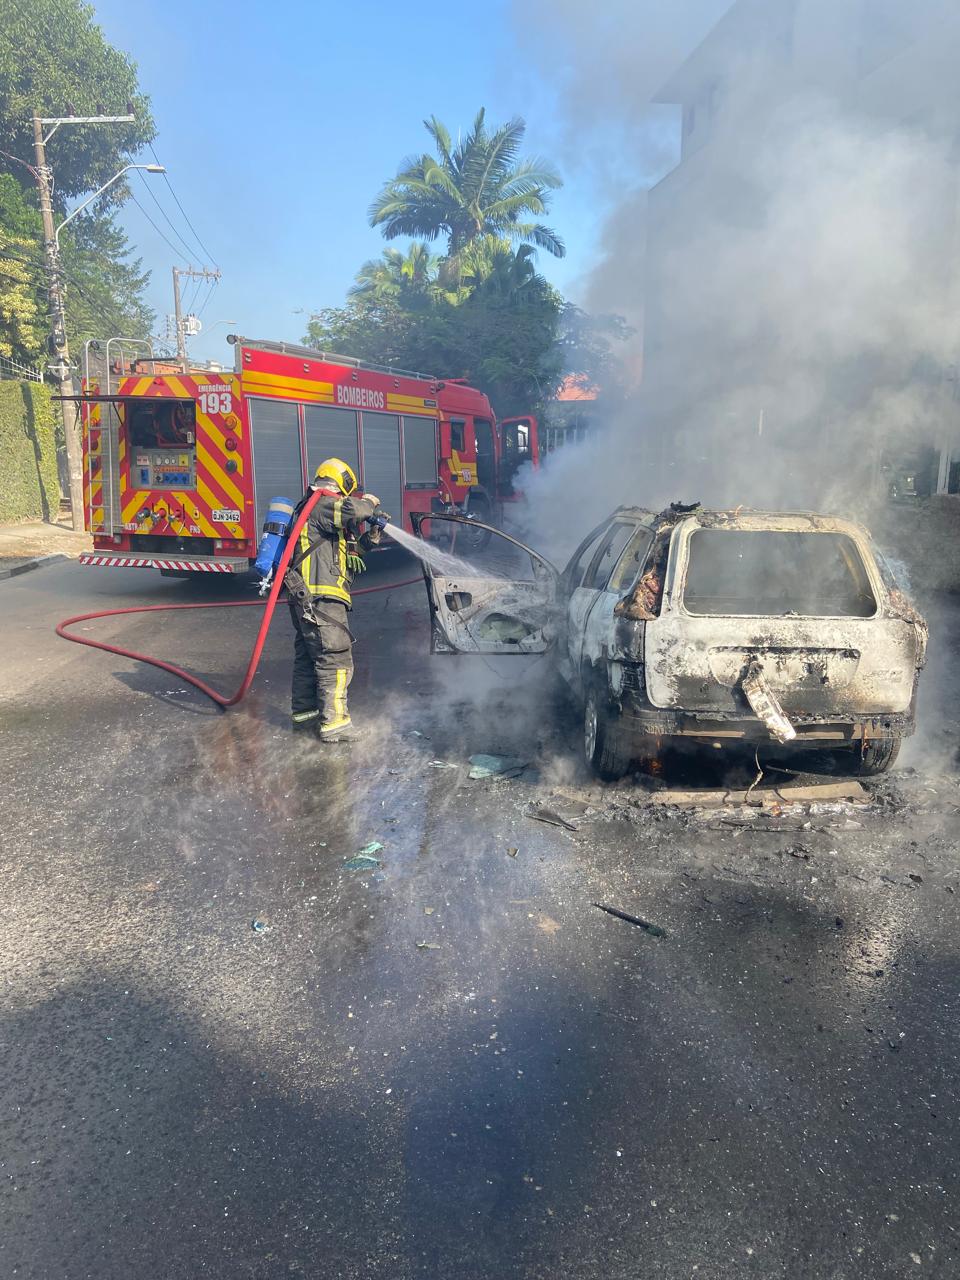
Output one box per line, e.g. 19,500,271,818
346,551,366,574
363,493,381,509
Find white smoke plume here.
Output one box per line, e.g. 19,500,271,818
509,2,960,565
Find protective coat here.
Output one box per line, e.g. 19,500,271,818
292,489,380,607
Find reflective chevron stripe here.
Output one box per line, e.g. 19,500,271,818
79,554,242,572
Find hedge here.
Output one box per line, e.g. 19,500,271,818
0,380,61,523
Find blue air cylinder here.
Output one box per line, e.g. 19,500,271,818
253,497,295,578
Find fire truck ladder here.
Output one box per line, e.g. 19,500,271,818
226,334,444,386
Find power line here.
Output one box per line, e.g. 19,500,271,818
149,141,219,268
196,278,217,319
183,275,204,313
134,167,196,261
128,190,189,261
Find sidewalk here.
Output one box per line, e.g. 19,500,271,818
0,519,92,578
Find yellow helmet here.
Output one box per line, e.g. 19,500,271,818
314,457,358,496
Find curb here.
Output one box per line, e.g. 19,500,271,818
0,553,68,582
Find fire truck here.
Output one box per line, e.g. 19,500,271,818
75,336,539,574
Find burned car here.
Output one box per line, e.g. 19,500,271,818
412,506,928,781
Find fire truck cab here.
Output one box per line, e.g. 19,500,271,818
76,336,539,575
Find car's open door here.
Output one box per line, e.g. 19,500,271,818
410,513,559,655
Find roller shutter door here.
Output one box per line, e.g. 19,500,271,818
303,406,360,482
249,399,303,526
360,413,402,524
402,415,438,488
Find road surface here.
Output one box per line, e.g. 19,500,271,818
1,557,959,1278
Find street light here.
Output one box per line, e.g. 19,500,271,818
55,163,165,247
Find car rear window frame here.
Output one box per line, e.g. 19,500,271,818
678,527,881,620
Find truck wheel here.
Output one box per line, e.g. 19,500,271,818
583,686,633,781
460,495,492,553
850,739,902,776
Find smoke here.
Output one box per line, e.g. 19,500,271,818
508,2,960,568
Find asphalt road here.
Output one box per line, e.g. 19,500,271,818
2,556,959,1279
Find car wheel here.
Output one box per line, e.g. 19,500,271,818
583,686,632,781
850,738,902,776
459,495,492,553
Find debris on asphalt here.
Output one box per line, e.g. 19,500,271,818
415,940,441,950
784,846,813,860
344,854,382,871
424,906,435,914
653,780,869,808
428,760,458,770
357,841,385,856
468,753,527,780
528,804,578,831
251,919,270,933
507,846,520,858
593,902,667,938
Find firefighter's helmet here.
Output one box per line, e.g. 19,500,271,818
314,457,358,496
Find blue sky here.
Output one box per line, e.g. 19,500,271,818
89,0,696,362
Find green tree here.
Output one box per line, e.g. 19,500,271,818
0,238,44,361
0,174,44,363
369,110,565,260
0,4,157,365
61,213,155,347
306,262,566,416
458,237,538,299
0,174,154,361
349,242,439,304
0,0,155,203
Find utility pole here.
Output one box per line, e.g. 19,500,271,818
32,113,82,526
171,265,222,371
30,108,140,530
172,265,186,367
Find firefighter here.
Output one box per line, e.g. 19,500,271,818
286,458,383,742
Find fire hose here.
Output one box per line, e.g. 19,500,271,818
55,487,422,710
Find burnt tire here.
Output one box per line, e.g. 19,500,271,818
583,686,633,781
850,738,902,776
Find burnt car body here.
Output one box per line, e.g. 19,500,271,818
412,507,928,780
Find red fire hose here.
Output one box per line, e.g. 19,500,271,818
55,488,422,709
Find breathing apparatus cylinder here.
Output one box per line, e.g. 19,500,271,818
254,497,295,586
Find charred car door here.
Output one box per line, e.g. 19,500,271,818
566,519,647,684
410,513,559,655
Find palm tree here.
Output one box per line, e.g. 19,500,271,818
349,242,439,302
458,237,539,299
369,110,565,260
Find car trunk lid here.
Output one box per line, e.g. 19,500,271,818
643,519,921,716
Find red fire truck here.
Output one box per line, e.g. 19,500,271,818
76,336,538,573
